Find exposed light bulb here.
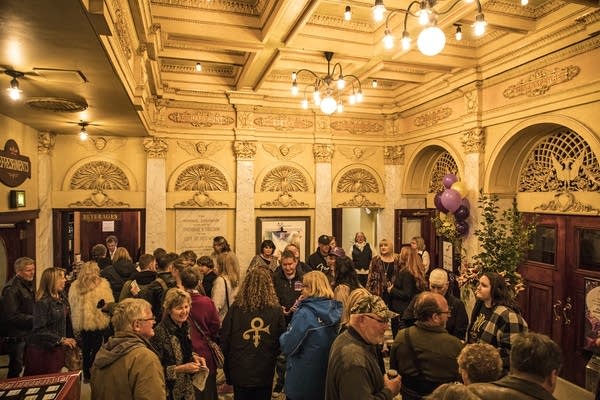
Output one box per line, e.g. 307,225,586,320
7,78,22,100
291,81,299,96
337,78,346,90
313,89,321,105
349,93,356,105
401,31,412,50
301,98,309,109
417,26,446,56
337,101,344,113
79,127,88,141
356,90,363,102
344,5,352,21
521,0,528,5
371,79,378,88
418,1,430,25
292,71,297,80
455,25,463,41
372,0,386,23
383,29,394,49
464,0,474,3
195,62,202,72
473,13,487,36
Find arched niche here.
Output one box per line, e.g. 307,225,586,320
168,160,233,193
62,157,137,192
403,141,463,195
255,162,314,193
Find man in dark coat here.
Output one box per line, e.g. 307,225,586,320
1,257,36,377
307,234,331,272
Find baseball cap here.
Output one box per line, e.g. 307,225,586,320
318,235,331,245
429,268,449,286
350,294,398,320
328,247,346,257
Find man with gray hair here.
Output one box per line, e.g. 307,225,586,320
91,298,166,399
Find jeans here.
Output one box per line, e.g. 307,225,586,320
6,339,26,378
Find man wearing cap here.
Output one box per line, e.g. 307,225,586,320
390,292,464,400
401,268,468,340
325,294,401,400
308,234,332,272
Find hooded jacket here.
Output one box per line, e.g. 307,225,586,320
280,296,342,400
91,332,166,400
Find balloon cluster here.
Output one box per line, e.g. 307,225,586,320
434,174,470,236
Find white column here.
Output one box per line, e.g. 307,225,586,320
233,141,257,272
36,132,55,269
313,144,334,241
377,145,405,244
143,138,168,252
460,129,485,260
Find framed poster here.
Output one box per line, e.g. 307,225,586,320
585,277,600,351
256,217,310,261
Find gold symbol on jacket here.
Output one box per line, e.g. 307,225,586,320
243,317,271,348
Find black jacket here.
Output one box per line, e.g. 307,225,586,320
202,271,218,298
140,272,177,321
100,259,136,301
352,243,373,271
221,304,285,387
1,275,35,337
307,250,328,272
272,267,303,323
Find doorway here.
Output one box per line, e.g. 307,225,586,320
520,213,600,386
52,209,145,269
394,209,437,265
332,208,378,255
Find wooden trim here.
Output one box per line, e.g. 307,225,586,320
0,209,39,224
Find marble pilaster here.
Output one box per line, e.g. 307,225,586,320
313,144,334,241
36,132,55,271
378,145,405,243
461,128,485,260
143,138,168,252
234,141,256,273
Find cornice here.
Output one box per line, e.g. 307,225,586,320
150,0,260,15
308,14,373,33
161,62,235,76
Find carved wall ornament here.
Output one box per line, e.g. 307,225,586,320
70,161,130,191
174,192,228,208
234,141,257,160
253,114,313,131
337,168,379,193
384,145,405,165
518,130,600,193
313,144,334,163
150,0,259,14
534,192,600,215
414,107,452,127
503,65,580,98
143,137,168,158
308,13,373,33
260,193,309,208
168,111,235,127
177,141,224,157
174,164,229,192
336,193,380,208
260,166,309,192
112,0,132,59
237,111,253,128
78,137,127,153
429,152,459,193
330,120,384,135
337,146,377,161
262,144,304,160
461,129,485,154
69,195,130,208
38,132,56,155
464,90,479,113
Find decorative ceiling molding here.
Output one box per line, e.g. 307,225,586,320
253,114,313,131
308,14,373,32
330,120,384,135
150,0,261,14
414,107,452,128
502,65,580,99
167,111,235,127
161,62,235,76
111,0,133,60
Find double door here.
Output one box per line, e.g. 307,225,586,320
520,214,600,386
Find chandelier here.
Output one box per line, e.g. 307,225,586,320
345,0,490,57
291,52,363,115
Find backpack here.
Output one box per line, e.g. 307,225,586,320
119,279,156,301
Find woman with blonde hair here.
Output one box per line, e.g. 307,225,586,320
212,251,241,321
68,261,114,382
100,246,136,301
388,245,427,337
221,268,286,400
24,268,77,376
280,271,342,400
151,288,206,400
366,238,401,305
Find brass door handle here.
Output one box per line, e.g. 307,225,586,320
553,300,562,321
562,297,572,326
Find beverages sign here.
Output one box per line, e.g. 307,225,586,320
0,139,31,187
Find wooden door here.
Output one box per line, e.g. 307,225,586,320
520,213,600,386
394,209,437,264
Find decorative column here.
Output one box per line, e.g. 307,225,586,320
37,132,56,269
378,145,405,243
233,140,256,272
461,128,485,260
313,144,334,242
143,138,168,252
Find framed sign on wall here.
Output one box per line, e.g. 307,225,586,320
256,217,311,261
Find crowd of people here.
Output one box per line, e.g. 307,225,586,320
0,233,567,400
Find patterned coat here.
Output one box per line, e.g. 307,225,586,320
365,255,401,303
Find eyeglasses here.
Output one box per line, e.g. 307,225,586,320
363,314,389,324
137,316,156,323
437,309,452,316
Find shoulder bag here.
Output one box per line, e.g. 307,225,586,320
189,316,224,369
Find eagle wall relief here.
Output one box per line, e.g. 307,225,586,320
173,163,229,208
335,167,381,207
68,161,130,207
259,165,310,208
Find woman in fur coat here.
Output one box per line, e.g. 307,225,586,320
68,261,114,381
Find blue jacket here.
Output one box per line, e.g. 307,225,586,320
280,296,342,400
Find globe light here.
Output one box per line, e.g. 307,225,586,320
417,26,446,56
320,95,337,114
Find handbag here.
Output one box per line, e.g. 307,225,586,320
64,344,83,371
189,317,224,369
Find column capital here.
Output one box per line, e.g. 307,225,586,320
384,145,404,165
143,137,168,158
313,144,334,163
461,128,485,154
233,140,257,160
38,132,56,155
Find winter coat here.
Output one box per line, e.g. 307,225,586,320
139,272,177,321
352,243,373,271
280,296,342,400
272,267,304,314
28,293,73,350
187,291,220,373
389,269,422,314
68,277,114,332
100,259,136,301
221,304,285,388
1,275,35,337
91,331,166,400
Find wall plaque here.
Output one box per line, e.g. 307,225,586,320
0,139,31,187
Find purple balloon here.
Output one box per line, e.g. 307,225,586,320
441,189,462,213
456,220,469,236
442,174,458,189
434,191,448,213
461,198,470,209
454,205,470,221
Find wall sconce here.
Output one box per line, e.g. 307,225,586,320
9,190,26,208
4,69,24,101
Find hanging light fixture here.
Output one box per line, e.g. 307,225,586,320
291,52,363,115
349,0,500,56
4,70,24,101
78,122,89,141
